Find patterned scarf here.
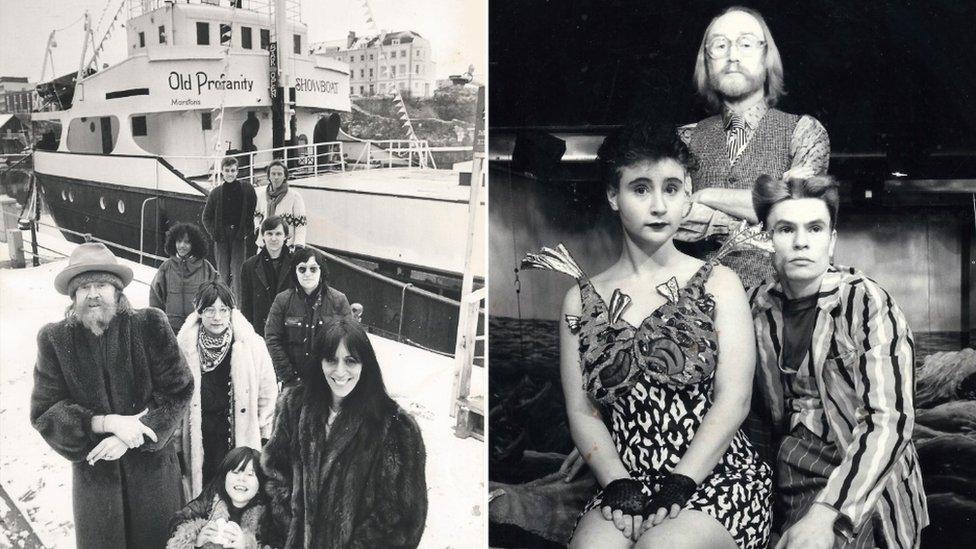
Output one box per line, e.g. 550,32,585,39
197,325,233,373
266,180,289,219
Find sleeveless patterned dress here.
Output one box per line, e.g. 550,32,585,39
522,244,772,549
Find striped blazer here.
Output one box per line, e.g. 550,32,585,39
749,265,928,548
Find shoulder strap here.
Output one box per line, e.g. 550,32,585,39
521,243,586,281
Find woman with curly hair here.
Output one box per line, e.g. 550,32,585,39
167,447,272,549
151,222,218,333
521,122,772,548
262,318,427,548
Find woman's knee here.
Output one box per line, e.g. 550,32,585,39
634,510,736,549
569,508,634,549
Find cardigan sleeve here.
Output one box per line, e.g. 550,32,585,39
348,411,428,549
262,390,299,548
814,280,916,530
30,324,101,462
138,309,195,452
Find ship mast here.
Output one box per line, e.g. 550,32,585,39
271,0,291,156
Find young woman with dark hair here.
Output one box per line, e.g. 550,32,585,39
521,122,772,549
263,247,353,387
150,222,218,333
176,281,278,497
262,319,428,548
167,447,272,549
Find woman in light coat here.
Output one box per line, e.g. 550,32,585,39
177,281,279,498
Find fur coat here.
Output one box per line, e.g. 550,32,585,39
262,386,428,549
167,493,268,549
177,309,279,497
30,308,193,549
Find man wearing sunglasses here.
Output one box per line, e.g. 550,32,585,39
676,6,830,289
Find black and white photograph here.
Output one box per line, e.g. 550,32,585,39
489,2,976,548
0,0,486,547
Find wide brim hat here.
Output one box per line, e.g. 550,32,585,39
55,242,134,295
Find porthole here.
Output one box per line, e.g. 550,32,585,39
89,122,95,132
68,191,74,202
117,200,125,214
99,197,107,210
61,189,67,201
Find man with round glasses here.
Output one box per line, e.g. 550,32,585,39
677,6,830,289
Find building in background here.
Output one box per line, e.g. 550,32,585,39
314,31,437,98
0,77,34,114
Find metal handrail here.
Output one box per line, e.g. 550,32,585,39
139,196,158,264
34,218,167,262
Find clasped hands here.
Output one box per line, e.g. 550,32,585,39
87,409,158,465
196,518,247,548
599,474,698,541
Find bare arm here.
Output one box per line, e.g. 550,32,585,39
671,266,756,483
559,287,629,486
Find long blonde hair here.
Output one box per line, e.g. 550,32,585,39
692,6,785,111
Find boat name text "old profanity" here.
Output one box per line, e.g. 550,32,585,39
169,72,254,95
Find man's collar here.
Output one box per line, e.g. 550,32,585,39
723,102,768,130
753,265,845,313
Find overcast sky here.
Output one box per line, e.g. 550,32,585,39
0,0,486,81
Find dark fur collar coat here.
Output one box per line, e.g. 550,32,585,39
262,386,428,549
30,308,193,548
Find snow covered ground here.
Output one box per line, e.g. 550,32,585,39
0,223,485,548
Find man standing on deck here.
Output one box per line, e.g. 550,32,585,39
202,156,257,299
30,242,193,548
749,175,927,548
240,215,292,336
677,6,830,288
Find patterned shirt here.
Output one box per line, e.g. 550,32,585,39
678,103,830,173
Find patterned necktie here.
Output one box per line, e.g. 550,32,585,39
727,114,746,164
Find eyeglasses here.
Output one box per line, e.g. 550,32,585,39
706,34,766,59
297,265,320,274
202,306,232,318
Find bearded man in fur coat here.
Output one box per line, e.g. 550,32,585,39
30,243,194,549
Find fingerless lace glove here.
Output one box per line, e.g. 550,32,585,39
600,478,646,516
645,473,697,514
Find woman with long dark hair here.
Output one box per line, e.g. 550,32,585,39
167,447,271,549
150,222,218,333
263,247,353,387
262,319,428,548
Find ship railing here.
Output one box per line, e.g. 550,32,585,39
351,139,436,170
161,140,345,187
128,0,300,19
312,243,483,357
162,138,448,187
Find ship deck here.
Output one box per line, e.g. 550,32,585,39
194,166,479,203
0,223,485,548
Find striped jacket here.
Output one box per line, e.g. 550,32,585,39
749,265,928,548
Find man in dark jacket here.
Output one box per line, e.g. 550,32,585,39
240,215,292,336
264,247,354,386
31,243,193,549
201,156,257,300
